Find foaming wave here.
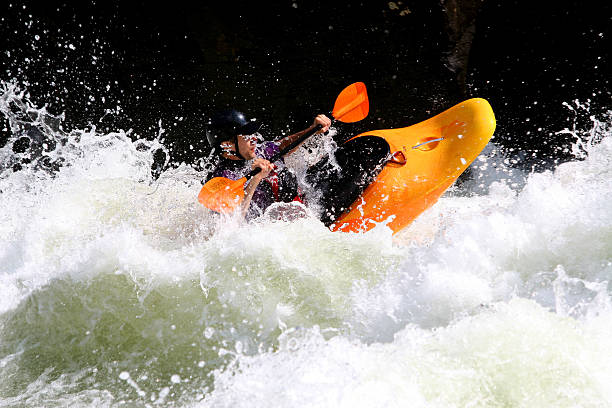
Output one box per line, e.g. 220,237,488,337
0,91,403,402
2,82,612,407
202,299,612,408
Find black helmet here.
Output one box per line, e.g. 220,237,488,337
206,109,262,149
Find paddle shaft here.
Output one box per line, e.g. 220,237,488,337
244,123,324,179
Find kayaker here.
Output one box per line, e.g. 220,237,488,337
205,109,331,220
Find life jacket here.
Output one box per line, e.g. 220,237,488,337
266,167,304,204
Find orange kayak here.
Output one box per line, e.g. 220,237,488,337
326,98,496,234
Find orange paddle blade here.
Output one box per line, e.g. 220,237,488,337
198,176,247,213
332,82,369,123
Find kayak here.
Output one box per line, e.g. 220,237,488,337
306,98,496,234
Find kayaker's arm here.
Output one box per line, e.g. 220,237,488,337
277,114,331,154
239,158,274,219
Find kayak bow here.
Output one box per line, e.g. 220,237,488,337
329,98,496,234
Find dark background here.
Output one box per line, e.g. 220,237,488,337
1,0,609,171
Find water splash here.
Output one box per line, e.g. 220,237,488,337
1,85,611,406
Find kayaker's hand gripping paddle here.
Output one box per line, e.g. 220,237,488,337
198,82,369,214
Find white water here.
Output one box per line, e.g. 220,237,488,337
1,84,611,407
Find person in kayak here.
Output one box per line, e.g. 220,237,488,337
205,109,331,220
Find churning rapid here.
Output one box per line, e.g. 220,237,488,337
1,82,611,407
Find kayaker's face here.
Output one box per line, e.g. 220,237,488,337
237,133,258,160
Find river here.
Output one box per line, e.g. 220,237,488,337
1,82,612,407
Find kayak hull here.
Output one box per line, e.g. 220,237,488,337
330,98,496,234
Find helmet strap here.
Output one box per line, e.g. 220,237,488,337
233,135,247,160
219,137,246,161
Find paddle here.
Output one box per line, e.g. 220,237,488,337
198,82,369,213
